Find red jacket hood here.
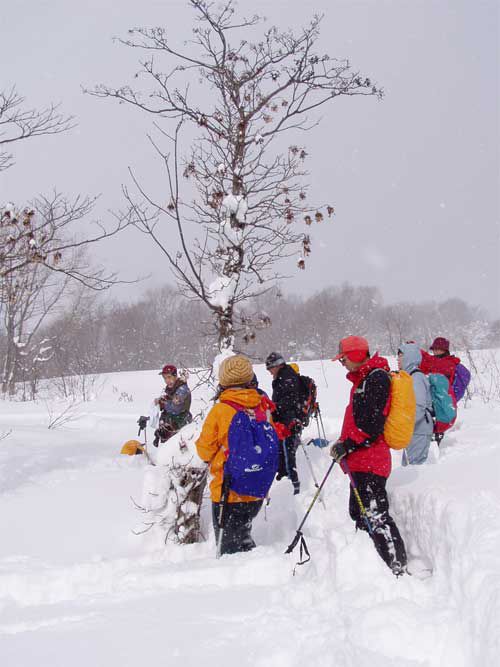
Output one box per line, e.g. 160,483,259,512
346,353,390,385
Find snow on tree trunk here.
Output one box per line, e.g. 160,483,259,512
139,421,208,545
137,355,234,547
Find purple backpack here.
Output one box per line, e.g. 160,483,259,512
452,363,471,402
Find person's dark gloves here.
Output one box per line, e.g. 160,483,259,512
330,438,366,462
137,415,149,430
330,440,348,462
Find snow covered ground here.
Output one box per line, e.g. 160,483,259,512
1,356,499,666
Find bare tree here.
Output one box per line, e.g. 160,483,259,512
0,87,74,172
0,193,132,289
91,0,381,351
0,247,81,395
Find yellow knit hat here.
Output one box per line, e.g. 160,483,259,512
219,355,254,388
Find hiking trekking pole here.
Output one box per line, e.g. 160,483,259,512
312,406,330,449
141,424,156,467
300,440,326,509
216,473,231,559
341,459,374,536
137,416,155,466
285,460,335,569
317,405,329,443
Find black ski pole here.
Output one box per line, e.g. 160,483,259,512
285,460,335,563
216,471,231,559
300,440,326,508
317,406,328,442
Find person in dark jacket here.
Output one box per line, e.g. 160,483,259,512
266,352,303,495
330,336,407,576
153,364,192,446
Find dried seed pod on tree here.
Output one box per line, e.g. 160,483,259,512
91,0,382,352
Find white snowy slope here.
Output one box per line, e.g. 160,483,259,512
0,356,499,667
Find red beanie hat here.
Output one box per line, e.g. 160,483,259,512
430,337,450,352
332,336,370,363
159,364,177,376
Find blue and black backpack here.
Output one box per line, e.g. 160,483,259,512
222,401,279,499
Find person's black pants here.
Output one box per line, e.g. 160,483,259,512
212,500,263,555
348,471,407,570
277,435,300,491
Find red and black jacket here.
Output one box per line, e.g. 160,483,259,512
419,350,460,386
340,353,392,479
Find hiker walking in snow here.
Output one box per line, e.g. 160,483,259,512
330,336,408,576
266,352,304,495
419,337,470,444
420,338,460,389
152,364,192,446
196,355,278,556
421,337,471,403
398,343,434,465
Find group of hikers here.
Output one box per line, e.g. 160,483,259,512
138,336,470,577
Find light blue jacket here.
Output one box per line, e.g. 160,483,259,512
400,343,433,436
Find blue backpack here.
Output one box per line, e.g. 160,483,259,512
222,402,279,499
452,363,471,402
428,373,457,424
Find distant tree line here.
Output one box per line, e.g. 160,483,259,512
1,280,498,399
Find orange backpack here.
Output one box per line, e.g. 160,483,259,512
384,371,416,449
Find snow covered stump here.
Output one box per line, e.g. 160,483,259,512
140,421,208,545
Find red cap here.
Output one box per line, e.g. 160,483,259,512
331,336,370,363
430,337,450,352
159,364,177,376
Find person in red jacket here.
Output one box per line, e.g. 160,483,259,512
330,336,407,576
420,337,461,387
420,337,460,443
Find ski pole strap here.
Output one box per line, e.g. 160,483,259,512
285,530,302,554
284,530,311,575
293,534,311,575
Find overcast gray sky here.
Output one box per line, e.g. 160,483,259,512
1,0,499,315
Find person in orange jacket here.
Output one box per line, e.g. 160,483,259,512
196,355,275,555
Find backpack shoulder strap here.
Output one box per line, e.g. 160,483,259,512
356,367,388,394
368,368,390,378
221,400,260,420
220,399,244,412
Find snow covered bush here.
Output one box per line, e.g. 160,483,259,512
139,422,208,545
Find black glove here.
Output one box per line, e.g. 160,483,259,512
330,438,370,461
289,418,302,436
330,440,348,462
137,415,149,430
